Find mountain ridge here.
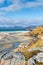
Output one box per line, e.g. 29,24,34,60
0,25,37,31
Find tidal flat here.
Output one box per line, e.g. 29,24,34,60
0,31,30,52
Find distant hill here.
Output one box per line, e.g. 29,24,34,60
0,26,25,31
0,25,36,31
25,25,37,31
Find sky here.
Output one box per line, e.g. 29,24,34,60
0,0,43,27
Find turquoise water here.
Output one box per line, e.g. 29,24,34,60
0,31,29,33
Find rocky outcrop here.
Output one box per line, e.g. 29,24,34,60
1,52,26,65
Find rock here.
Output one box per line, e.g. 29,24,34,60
35,52,43,63
1,52,26,65
38,47,43,51
27,57,36,65
28,47,43,52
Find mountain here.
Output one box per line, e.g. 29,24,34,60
0,26,25,31
25,25,37,31
0,25,37,31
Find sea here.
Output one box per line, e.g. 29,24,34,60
0,30,29,33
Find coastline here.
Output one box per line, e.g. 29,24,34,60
0,31,29,33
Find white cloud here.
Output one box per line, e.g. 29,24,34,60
0,4,22,12
0,11,6,15
0,0,43,12
0,16,43,26
0,16,20,25
25,2,43,8
0,0,4,4
36,0,43,2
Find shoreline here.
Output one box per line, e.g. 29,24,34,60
0,31,30,33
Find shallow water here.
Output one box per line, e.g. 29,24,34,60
0,42,21,53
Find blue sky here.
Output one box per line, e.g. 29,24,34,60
0,0,43,27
